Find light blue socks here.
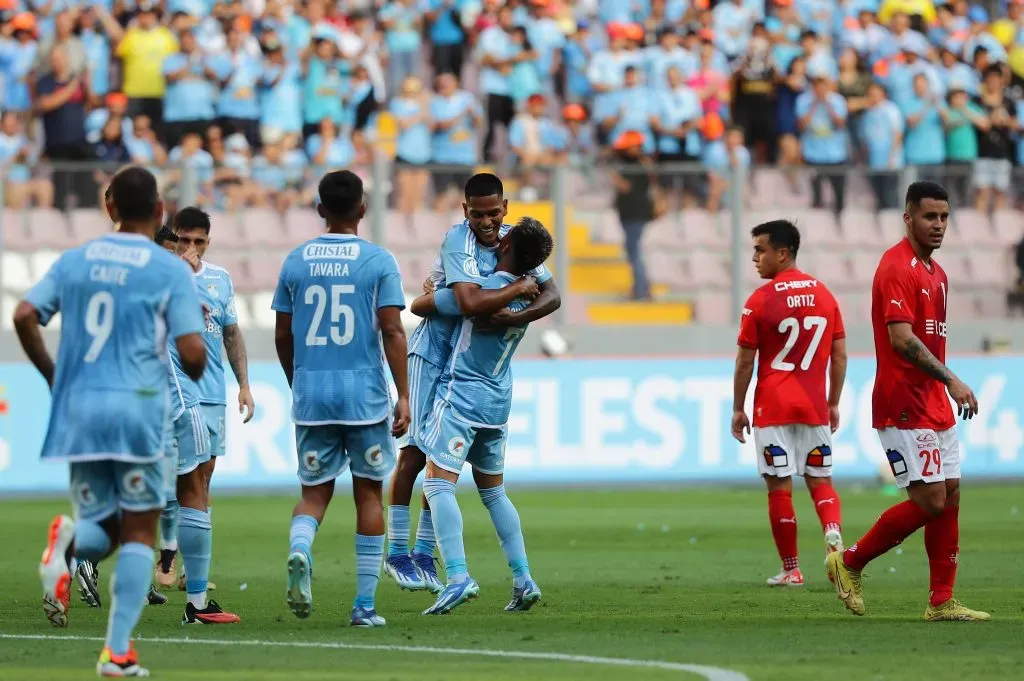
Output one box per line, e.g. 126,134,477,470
289,514,318,566
159,499,179,551
423,478,467,582
178,506,211,608
386,505,410,557
105,543,153,656
75,519,112,563
354,534,384,610
413,508,436,556
479,485,531,588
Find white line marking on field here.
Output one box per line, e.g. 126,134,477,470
0,633,750,681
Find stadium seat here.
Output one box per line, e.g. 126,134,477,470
877,209,905,243
646,251,688,289
993,210,1023,247
69,209,111,244
410,211,451,248
591,209,623,244
976,291,1008,318
952,209,997,247
835,292,870,324
248,292,276,329
204,253,248,287
790,209,841,246
207,211,241,241
809,252,852,286
965,250,1009,287
941,253,970,282
694,291,731,324
29,251,60,287
27,209,73,249
1,210,32,250
284,209,324,244
245,253,285,291
1,252,31,293
394,251,428,286
240,209,290,247
644,215,682,249
680,210,727,249
947,292,977,319
686,250,729,287
850,250,881,284
839,210,881,247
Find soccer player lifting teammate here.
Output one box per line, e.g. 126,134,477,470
275,170,410,627
827,181,989,622
14,167,207,677
732,220,847,587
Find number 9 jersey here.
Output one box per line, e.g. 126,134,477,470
272,233,406,425
737,268,845,428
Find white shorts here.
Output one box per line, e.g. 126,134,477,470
877,427,960,490
753,425,833,478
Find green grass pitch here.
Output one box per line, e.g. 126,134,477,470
0,484,1022,681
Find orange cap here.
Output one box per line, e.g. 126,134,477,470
562,103,587,121
699,28,715,42
607,21,626,39
10,13,36,33
624,23,645,41
612,130,645,150
872,59,890,78
234,15,253,33
701,112,725,140
0,0,18,10
106,92,129,108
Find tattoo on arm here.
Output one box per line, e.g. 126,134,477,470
223,324,249,388
898,335,951,384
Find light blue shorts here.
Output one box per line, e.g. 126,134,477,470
201,403,227,457
169,406,212,476
418,400,507,476
294,420,396,486
399,355,443,450
70,459,165,522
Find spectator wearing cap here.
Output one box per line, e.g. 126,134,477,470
561,103,596,162
76,8,112,101
0,111,52,208
712,0,755,59
609,130,655,301
705,125,751,212
973,64,1017,212
509,93,568,194
508,25,543,105
102,2,178,136
379,0,423,93
645,27,697,90
259,34,302,149
161,28,217,149
477,5,518,162
301,29,345,139
901,72,946,176
390,75,432,217
0,13,38,114
210,20,262,149
588,22,640,95
594,65,656,155
733,25,777,162
939,85,988,207
33,9,87,79
85,92,133,146
795,69,849,213
429,71,482,211
169,131,215,204
35,45,89,210
425,0,467,77
653,65,702,194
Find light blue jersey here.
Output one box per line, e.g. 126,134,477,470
194,262,238,406
23,233,205,463
272,233,406,425
167,335,202,419
407,221,552,369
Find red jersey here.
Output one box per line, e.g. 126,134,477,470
871,238,955,431
737,269,845,427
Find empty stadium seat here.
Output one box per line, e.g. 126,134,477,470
993,210,1023,247
850,250,882,284
248,292,276,329
839,210,881,247
810,252,852,286
790,209,841,246
941,253,970,283
203,253,249,290
26,209,73,249
694,291,731,324
245,253,285,291
29,250,60,287
952,209,997,247
680,210,727,249
69,209,111,244
835,292,870,324
206,211,241,240
644,215,682,249
877,209,905,243
1,210,31,250
240,209,290,247
284,209,324,243
645,251,689,289
686,251,729,287
1,252,31,293
964,250,1009,287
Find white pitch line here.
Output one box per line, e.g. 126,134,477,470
0,633,750,681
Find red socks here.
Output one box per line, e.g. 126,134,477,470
844,500,932,571
925,505,959,607
809,482,842,534
768,489,799,570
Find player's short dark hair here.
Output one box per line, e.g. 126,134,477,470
905,181,949,210
108,166,159,222
172,206,211,233
318,169,364,220
155,226,179,246
751,219,800,256
507,217,554,275
464,173,503,200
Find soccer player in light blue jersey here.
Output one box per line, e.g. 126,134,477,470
412,216,553,615
154,207,254,593
384,173,561,594
12,167,207,677
274,170,411,628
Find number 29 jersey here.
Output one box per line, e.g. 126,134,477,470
737,269,845,427
272,233,406,425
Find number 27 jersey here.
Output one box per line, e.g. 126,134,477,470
737,269,845,427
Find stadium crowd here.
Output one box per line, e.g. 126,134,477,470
0,0,1022,215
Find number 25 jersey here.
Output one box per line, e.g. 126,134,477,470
272,233,406,425
737,269,845,427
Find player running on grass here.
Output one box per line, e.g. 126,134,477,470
276,170,410,628
826,181,989,621
731,220,847,587
412,217,553,615
14,167,206,677
155,207,255,593
383,173,560,594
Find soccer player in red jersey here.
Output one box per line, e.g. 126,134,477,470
826,181,989,621
732,220,848,587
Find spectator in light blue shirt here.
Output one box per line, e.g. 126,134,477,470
430,71,483,211
477,6,517,161
654,66,703,162
901,73,946,172
860,82,904,208
169,131,215,203
713,0,756,59
563,23,596,102
379,0,422,91
645,28,697,91
162,29,217,149
508,93,568,194
705,126,751,212
77,7,110,98
0,19,39,113
508,26,543,104
795,73,848,213
251,136,301,213
210,25,262,148
302,36,345,138
390,76,432,216
425,0,466,77
594,66,657,155
0,111,51,208
306,118,357,173
937,47,978,96
796,0,835,40
259,37,302,146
